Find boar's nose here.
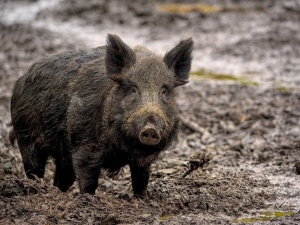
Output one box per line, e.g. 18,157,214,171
139,124,161,146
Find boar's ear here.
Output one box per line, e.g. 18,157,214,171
164,38,194,86
106,34,136,81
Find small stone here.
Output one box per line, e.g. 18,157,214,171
158,168,176,175
139,213,151,219
1,161,12,170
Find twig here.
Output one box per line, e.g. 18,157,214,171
182,153,212,178
180,114,207,135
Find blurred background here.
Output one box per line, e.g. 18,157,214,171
1,0,300,88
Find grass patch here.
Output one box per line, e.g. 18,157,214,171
274,85,294,93
232,211,294,223
191,69,258,86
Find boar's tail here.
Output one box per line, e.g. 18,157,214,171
9,128,16,147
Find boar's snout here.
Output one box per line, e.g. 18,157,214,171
139,124,161,146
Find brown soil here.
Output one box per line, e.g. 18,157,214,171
0,0,299,224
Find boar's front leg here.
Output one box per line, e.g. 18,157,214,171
129,164,151,198
72,147,101,194
53,157,75,192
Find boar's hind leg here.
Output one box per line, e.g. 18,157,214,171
129,164,151,198
20,145,48,179
53,153,75,192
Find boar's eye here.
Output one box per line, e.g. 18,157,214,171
160,86,170,99
131,87,138,95
121,79,139,97
126,86,139,98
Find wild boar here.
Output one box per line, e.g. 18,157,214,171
10,34,193,197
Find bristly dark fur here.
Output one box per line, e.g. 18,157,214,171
10,34,193,197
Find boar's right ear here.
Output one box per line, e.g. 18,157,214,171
164,38,194,86
106,34,136,82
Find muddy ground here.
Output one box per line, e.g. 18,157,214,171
0,0,300,224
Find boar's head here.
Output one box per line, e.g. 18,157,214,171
105,34,193,156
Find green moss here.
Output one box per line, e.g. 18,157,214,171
231,217,269,223
275,85,294,93
261,211,294,217
159,215,172,221
232,211,294,223
191,69,258,86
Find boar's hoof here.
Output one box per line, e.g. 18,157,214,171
139,127,161,146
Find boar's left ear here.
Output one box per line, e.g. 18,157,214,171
106,34,136,81
163,38,194,86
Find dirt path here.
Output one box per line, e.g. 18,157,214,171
0,0,299,224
